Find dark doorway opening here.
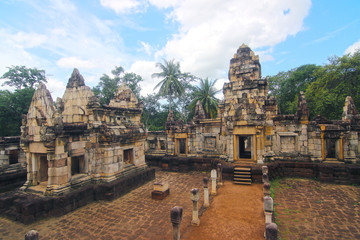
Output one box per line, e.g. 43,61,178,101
39,154,48,182
178,139,186,154
9,149,18,164
124,149,134,165
326,139,336,158
71,155,85,175
238,136,252,159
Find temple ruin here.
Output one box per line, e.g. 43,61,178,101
19,69,148,195
146,44,360,166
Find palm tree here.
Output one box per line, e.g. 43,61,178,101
152,59,185,110
189,78,220,118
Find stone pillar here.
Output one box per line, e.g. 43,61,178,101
263,182,271,197
262,165,268,175
264,196,274,214
217,163,223,186
262,173,269,184
170,206,183,240
265,223,278,240
190,188,200,226
203,177,209,207
25,230,39,240
211,169,217,195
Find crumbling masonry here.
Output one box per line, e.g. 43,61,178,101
146,44,360,165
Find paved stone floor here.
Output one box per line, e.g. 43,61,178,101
273,178,360,240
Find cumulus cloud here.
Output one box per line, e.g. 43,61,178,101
154,0,311,79
57,57,96,69
345,39,360,55
100,0,145,14
128,60,159,96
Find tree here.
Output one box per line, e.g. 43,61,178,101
152,59,185,110
189,78,220,118
268,64,320,114
1,65,47,89
0,88,35,136
305,50,360,119
93,66,143,105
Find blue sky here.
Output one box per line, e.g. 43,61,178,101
0,0,359,99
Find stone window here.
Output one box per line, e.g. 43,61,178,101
280,136,296,152
9,149,18,164
160,140,166,150
71,155,85,175
204,137,216,149
149,140,156,149
123,149,134,165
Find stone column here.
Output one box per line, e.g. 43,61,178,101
262,165,268,175
217,163,223,186
265,223,278,240
262,173,269,184
203,177,209,208
263,182,271,197
170,206,183,240
25,230,39,240
190,188,200,226
264,196,274,213
211,169,217,195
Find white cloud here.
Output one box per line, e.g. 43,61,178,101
128,60,159,96
138,41,153,56
154,0,311,79
345,39,360,55
57,57,96,69
100,0,145,14
46,77,66,100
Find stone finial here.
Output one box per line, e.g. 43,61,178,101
265,223,278,240
262,173,269,184
203,177,209,187
264,196,274,212
190,188,200,201
167,109,176,122
108,82,139,108
25,230,39,240
263,182,271,197
262,166,268,175
170,206,183,224
194,100,206,120
342,96,358,121
66,68,85,88
296,91,309,123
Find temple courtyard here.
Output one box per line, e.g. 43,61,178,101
0,168,359,239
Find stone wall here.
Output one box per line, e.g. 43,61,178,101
0,167,155,224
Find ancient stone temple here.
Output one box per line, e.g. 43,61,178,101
20,69,147,195
146,44,360,166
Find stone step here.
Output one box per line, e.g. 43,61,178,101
234,167,251,172
234,181,252,185
234,173,251,177
234,177,251,181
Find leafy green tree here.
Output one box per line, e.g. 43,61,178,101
189,78,220,118
152,59,185,110
93,66,143,105
268,64,320,114
0,88,35,136
141,93,164,130
122,72,143,99
305,50,360,119
1,65,47,89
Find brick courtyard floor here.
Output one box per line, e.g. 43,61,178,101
273,178,360,240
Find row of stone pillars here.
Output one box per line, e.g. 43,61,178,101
262,165,278,240
171,163,223,240
24,164,225,240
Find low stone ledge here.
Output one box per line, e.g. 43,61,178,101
0,167,155,224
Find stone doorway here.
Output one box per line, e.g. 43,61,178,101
238,135,252,159
178,139,186,154
39,154,48,182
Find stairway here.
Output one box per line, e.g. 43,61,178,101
233,166,252,185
